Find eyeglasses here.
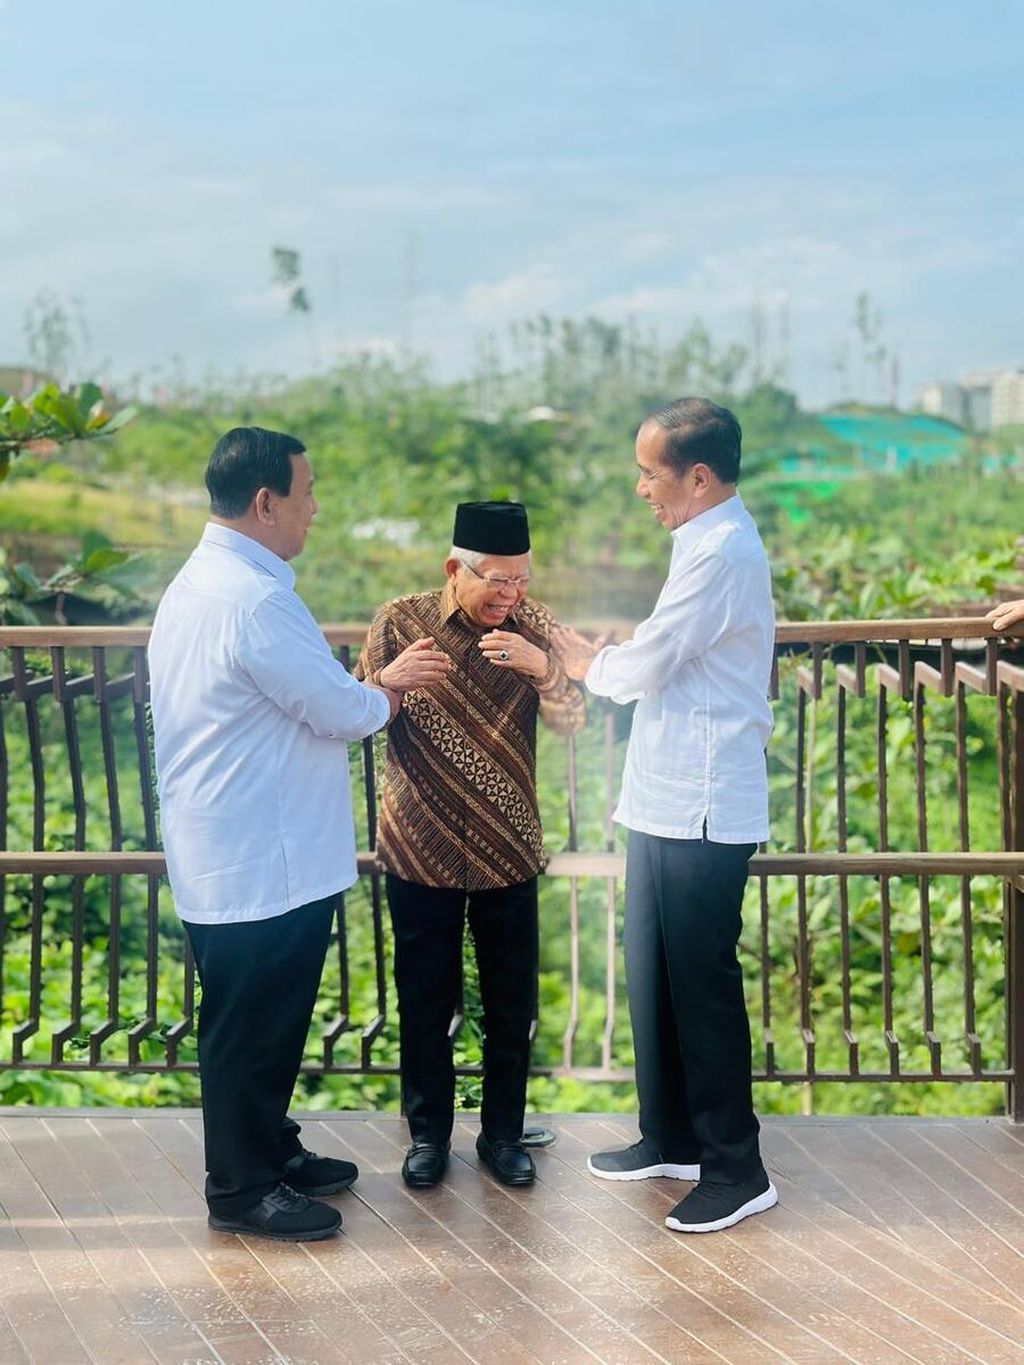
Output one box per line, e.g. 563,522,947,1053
462,562,531,590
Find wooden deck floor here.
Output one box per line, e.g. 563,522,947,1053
0,1112,1022,1364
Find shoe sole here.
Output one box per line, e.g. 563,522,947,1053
289,1174,358,1196
402,1171,446,1188
207,1215,341,1242
587,1157,700,1182
665,1181,779,1233
477,1152,536,1186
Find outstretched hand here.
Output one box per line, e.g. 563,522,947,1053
379,638,451,692
551,624,608,681
987,600,1024,633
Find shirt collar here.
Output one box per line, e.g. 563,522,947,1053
201,522,296,589
441,575,521,629
669,492,744,558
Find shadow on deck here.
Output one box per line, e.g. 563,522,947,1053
1,1112,1023,1363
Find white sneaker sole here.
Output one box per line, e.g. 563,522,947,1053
587,1156,700,1182
665,1181,779,1233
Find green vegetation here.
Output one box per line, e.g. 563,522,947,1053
2,322,1023,1117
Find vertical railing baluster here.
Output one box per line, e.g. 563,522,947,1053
877,677,899,1075
11,648,45,1063
128,648,160,1065
166,932,196,1066
795,679,813,1078
340,639,390,1071
90,647,122,1063
563,878,580,1071
759,870,774,1077
51,646,87,1064
955,676,981,1075
836,679,857,1074
914,679,939,1074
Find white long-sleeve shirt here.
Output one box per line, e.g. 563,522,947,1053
585,494,773,843
148,523,390,923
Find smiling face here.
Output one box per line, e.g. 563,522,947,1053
634,421,699,532
445,552,531,627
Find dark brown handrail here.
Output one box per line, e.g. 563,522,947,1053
1,615,1021,649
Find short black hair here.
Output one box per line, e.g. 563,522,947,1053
204,426,306,518
646,397,742,483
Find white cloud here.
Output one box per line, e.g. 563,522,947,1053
461,264,573,325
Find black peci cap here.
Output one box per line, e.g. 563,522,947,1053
452,501,530,555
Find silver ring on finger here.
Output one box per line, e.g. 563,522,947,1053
498,649,509,660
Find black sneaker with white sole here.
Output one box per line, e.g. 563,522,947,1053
665,1173,778,1233
587,1137,700,1182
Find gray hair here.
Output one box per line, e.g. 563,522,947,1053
449,545,487,569
449,545,532,569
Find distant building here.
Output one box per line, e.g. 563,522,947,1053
916,381,965,425
991,370,1024,428
0,366,51,396
914,367,1024,432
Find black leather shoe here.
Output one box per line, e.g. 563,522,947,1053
282,1146,359,1195
208,1183,341,1241
476,1133,535,1187
402,1142,450,1188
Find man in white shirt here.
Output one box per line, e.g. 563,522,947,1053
149,426,447,1242
558,397,778,1233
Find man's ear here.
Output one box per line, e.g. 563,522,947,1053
443,557,461,581
253,486,274,523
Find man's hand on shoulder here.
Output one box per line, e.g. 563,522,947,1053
379,637,451,693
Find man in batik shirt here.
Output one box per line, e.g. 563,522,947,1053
357,500,585,1189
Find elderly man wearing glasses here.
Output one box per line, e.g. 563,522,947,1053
356,501,585,1189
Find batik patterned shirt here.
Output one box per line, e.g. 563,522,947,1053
355,580,585,889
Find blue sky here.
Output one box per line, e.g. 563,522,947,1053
2,0,1021,406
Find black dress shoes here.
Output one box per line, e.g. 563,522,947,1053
208,1183,341,1241
476,1133,536,1187
402,1141,450,1188
282,1146,359,1196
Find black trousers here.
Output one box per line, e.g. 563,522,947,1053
185,895,336,1217
386,873,538,1145
624,830,764,1184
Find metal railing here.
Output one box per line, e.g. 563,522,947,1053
1,620,1023,1116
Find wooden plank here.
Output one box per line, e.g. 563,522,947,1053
565,1117,1018,1364
0,1219,88,1365
0,1116,156,1364
758,1123,1024,1360
776,1120,1024,1311
144,1115,477,1365
319,1117,606,1364
7,1112,1024,1363
362,1116,685,1364
36,1115,210,1362
546,1118,950,1365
